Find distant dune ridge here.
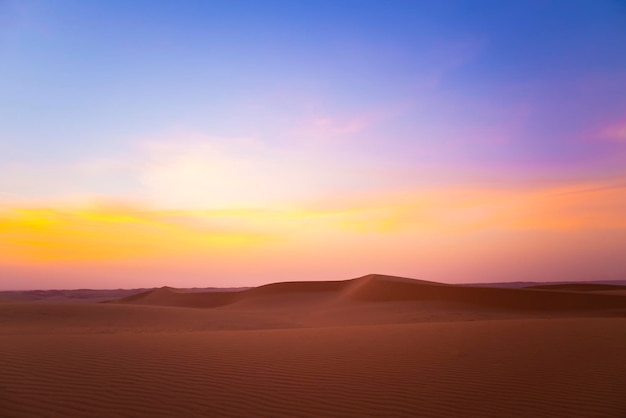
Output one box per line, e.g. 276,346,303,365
1,274,626,417
524,283,626,291
114,273,626,313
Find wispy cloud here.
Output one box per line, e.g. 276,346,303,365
0,205,270,263
599,121,626,142
2,172,624,267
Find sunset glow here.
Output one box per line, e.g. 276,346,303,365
1,0,625,289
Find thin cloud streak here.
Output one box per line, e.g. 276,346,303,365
1,173,624,288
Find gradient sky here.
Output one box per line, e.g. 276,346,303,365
1,0,626,289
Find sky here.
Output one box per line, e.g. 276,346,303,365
1,0,626,290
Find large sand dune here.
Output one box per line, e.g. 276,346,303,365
1,274,625,417
116,273,626,314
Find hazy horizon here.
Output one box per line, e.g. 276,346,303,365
2,0,625,289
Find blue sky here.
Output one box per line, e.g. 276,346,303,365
3,0,625,165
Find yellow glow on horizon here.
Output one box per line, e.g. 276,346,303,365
0,206,270,262
0,177,624,265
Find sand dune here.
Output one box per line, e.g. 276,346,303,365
525,283,626,292
2,274,626,417
0,288,148,303
116,286,239,308
116,274,626,315
343,276,626,311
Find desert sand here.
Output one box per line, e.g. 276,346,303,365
1,274,625,417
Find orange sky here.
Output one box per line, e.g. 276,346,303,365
2,174,625,289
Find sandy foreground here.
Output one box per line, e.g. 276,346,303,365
1,274,625,417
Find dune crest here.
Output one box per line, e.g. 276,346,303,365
114,274,626,316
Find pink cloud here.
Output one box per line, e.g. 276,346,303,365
599,121,626,142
